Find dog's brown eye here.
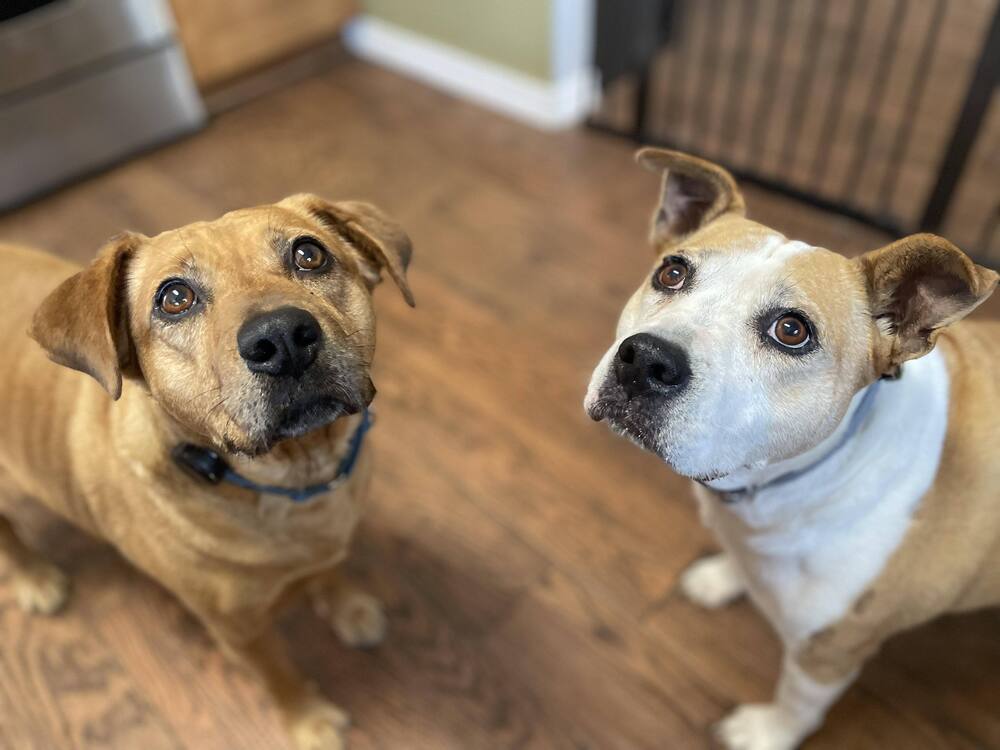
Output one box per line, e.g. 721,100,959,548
655,259,689,291
769,314,810,348
293,240,327,271
158,281,195,315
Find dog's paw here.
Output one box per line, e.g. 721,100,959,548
14,562,70,615
714,704,804,750
290,699,350,750
329,591,387,649
679,553,745,609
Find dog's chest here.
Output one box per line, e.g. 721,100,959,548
709,502,923,644
126,460,370,585
700,349,950,645
241,478,367,567
200,447,373,567
256,488,361,553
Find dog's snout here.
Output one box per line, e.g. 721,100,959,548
238,307,322,378
614,333,690,399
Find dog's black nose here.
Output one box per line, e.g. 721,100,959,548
238,307,322,378
614,333,690,399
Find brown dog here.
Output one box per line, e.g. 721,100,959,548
0,195,414,750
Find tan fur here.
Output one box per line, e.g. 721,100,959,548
647,150,1000,682
638,147,747,244
798,321,1000,683
676,159,1000,732
594,148,1000,747
0,195,413,750
859,233,998,374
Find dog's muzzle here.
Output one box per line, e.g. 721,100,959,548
238,306,322,379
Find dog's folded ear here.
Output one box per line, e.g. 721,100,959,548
283,194,415,307
29,232,143,400
636,148,745,246
857,233,998,372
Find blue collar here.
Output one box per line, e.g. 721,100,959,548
173,408,373,503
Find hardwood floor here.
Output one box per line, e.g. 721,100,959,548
0,56,998,750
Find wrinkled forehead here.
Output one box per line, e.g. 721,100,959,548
142,206,313,270
129,205,344,289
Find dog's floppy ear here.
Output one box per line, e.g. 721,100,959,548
857,233,998,373
636,148,745,246
283,194,415,307
29,232,142,400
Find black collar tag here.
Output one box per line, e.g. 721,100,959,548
170,408,373,503
172,443,229,484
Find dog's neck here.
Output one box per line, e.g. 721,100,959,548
227,413,365,488
116,389,364,490
701,347,950,532
704,380,879,498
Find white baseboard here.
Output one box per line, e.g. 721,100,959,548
342,15,597,131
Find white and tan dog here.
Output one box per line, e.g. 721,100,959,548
585,148,1000,749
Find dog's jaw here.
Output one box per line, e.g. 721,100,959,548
270,391,366,444
210,357,375,457
225,386,371,457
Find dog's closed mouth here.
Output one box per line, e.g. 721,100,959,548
275,394,359,440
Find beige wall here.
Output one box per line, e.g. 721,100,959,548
361,0,552,80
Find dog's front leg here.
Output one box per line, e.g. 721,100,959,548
679,552,747,608
715,651,856,750
217,627,350,750
0,514,70,614
308,570,387,650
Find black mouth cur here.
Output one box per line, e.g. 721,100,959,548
0,195,414,750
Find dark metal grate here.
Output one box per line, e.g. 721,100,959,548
590,0,1000,264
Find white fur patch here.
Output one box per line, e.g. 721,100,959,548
701,347,950,645
679,552,746,608
715,656,854,750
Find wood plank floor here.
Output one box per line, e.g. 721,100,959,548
0,56,998,750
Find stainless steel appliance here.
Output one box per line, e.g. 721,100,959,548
0,0,205,210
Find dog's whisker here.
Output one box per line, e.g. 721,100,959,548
207,395,231,418
191,384,224,402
